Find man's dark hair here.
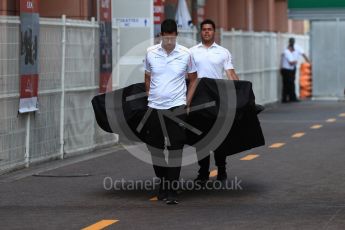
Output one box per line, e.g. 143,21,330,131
161,19,178,34
200,19,216,31
289,37,295,46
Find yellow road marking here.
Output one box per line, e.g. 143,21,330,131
269,143,286,149
310,124,323,129
326,118,336,123
82,220,119,230
240,154,259,161
209,169,218,178
339,113,345,117
150,196,158,201
291,132,305,138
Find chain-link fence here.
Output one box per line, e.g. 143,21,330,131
0,16,119,173
0,14,309,173
178,28,198,48
221,29,309,104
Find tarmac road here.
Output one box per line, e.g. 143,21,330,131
1,100,345,230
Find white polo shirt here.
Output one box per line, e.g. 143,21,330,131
281,48,297,70
144,43,197,109
294,44,305,56
190,42,234,79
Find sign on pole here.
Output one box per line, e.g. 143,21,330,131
99,0,113,93
114,18,151,28
19,0,40,113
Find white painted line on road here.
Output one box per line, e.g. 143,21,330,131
82,220,119,230
210,169,218,178
269,143,286,149
240,154,259,161
291,132,305,138
310,124,323,129
326,118,336,123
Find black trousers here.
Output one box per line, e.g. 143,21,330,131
145,106,186,188
197,148,226,176
281,68,297,102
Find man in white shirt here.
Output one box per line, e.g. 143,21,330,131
144,19,198,204
190,19,239,184
280,37,310,103
294,43,310,64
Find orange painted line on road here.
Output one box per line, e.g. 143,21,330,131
339,113,345,117
310,124,323,129
326,118,336,123
240,154,259,161
150,196,158,201
269,143,286,149
210,169,218,178
82,220,119,230
291,132,305,138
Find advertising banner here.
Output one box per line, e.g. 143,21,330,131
99,0,113,93
19,0,40,113
154,0,164,24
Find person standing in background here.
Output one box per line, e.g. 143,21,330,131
281,37,310,103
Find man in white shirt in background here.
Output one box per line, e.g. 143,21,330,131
190,19,239,185
144,19,198,204
281,37,310,103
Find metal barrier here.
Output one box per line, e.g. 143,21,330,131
0,16,120,173
0,15,309,173
178,28,198,48
220,29,309,104
311,20,345,99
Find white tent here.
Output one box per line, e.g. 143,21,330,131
175,0,193,29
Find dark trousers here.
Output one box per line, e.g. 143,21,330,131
145,106,186,189
197,148,226,177
281,68,297,102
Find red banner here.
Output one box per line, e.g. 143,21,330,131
100,73,112,93
20,0,39,13
20,75,39,98
100,0,112,22
154,0,164,24
19,0,40,113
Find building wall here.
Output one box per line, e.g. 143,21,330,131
0,0,96,20
0,0,307,34
40,0,96,20
290,20,306,34
253,0,271,31
204,0,220,26
203,0,306,34
0,0,19,16
274,0,288,32
227,0,247,30
204,0,229,30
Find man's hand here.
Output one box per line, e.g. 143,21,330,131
303,54,311,64
144,71,151,96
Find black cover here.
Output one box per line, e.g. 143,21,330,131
91,83,148,142
186,78,265,156
91,79,265,156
